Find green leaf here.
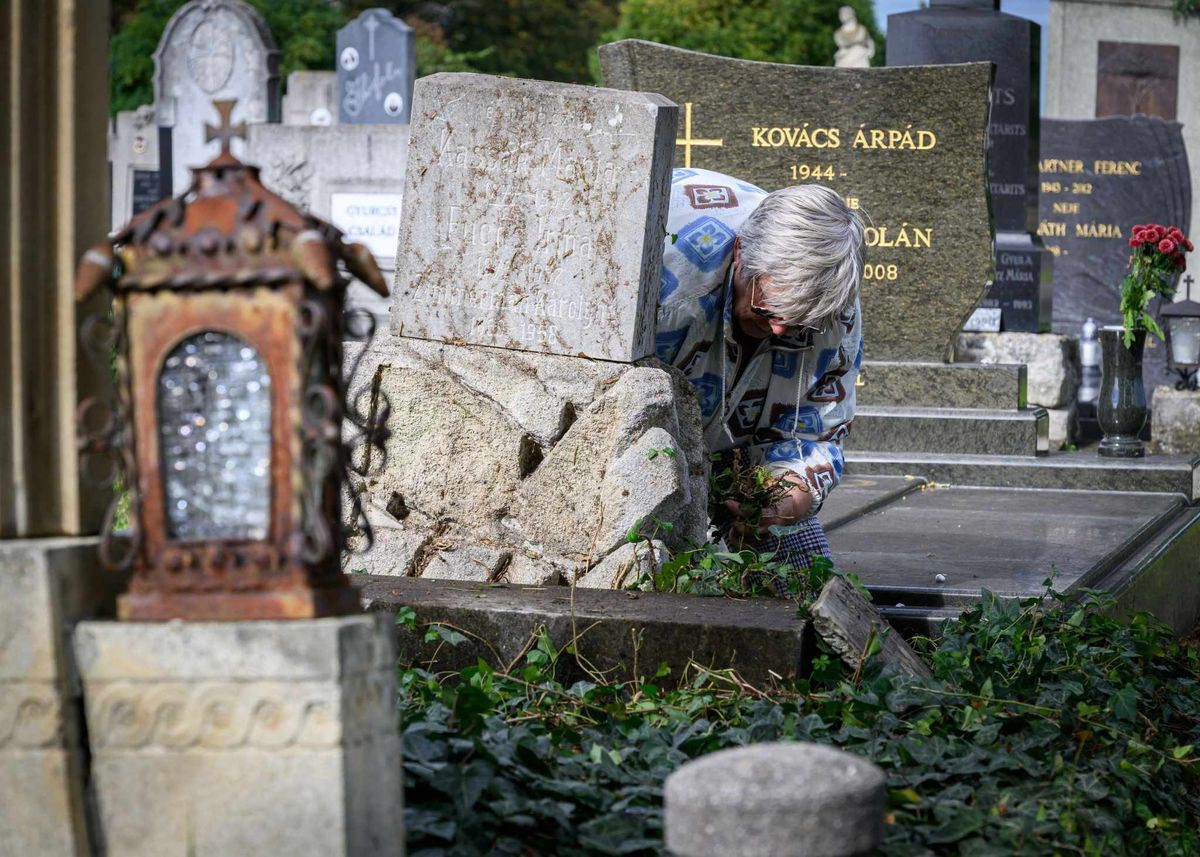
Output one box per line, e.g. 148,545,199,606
1171,744,1194,760
1108,685,1138,722
395,606,417,629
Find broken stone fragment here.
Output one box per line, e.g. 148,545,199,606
809,575,932,679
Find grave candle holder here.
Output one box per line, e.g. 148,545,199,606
1161,298,1200,392
74,99,390,620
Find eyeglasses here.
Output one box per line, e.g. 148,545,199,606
750,277,803,328
748,277,826,335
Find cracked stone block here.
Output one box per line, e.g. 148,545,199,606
576,540,667,590
343,345,707,580
421,544,511,582
503,553,567,586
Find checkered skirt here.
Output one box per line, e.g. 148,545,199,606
760,515,832,569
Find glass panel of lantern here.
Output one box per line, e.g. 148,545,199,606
157,331,272,541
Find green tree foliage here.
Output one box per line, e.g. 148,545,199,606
602,0,884,69
110,0,345,115
109,0,619,116
387,0,621,83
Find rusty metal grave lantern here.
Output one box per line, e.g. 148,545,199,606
75,100,390,620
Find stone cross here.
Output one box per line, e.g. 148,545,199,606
204,99,247,155
1184,274,1195,301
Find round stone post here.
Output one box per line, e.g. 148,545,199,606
664,743,886,857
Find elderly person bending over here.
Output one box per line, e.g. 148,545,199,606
656,168,864,568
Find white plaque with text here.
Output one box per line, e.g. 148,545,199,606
331,192,402,265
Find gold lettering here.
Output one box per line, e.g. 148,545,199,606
1052,201,1080,214
864,224,932,249
1038,158,1084,174
1037,221,1066,238
1074,222,1123,238
850,125,936,150
1093,160,1142,176
750,125,842,148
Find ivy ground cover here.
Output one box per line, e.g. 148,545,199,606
397,588,1200,856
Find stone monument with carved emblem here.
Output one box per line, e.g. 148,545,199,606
337,8,416,125
153,0,281,194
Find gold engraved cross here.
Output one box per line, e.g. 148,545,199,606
675,102,723,169
205,99,248,155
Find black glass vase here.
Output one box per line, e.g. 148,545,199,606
1097,326,1147,458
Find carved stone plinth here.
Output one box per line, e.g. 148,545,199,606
0,537,117,857
75,615,404,857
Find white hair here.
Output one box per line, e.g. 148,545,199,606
737,184,864,328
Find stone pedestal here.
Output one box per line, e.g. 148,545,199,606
0,537,118,857
1150,386,1200,454
75,615,403,857
664,743,886,857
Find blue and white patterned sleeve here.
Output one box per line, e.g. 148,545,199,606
757,300,863,508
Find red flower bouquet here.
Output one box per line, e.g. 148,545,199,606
1121,223,1193,346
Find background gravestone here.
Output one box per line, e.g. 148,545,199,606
1040,116,1191,390
337,8,416,125
886,0,1048,333
153,0,280,194
600,39,994,363
108,105,161,231
244,122,409,320
392,72,677,361
282,70,338,126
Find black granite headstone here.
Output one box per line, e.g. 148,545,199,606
131,169,162,216
337,8,415,125
1040,116,1191,391
599,40,994,364
887,0,1047,332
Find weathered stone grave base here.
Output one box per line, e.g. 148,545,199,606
956,332,1081,448
344,337,707,588
853,360,1050,456
1150,387,1200,455
74,616,403,857
0,537,121,857
845,450,1199,496
823,474,1200,636
356,576,808,686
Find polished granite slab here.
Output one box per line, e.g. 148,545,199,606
819,474,927,532
845,449,1200,500
820,480,1195,633
849,406,1049,456
856,361,1027,410
827,484,1184,602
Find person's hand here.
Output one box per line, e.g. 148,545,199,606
723,482,814,548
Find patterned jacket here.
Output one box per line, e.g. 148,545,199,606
655,167,862,507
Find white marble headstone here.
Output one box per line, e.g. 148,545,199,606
153,0,280,194
282,70,338,127
391,73,677,362
108,105,161,231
